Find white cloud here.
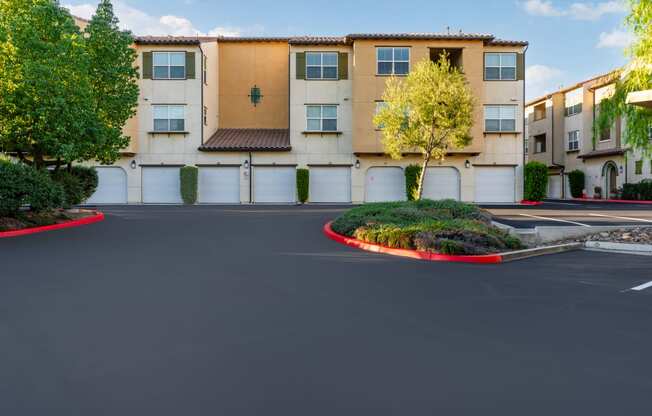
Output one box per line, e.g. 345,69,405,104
597,28,635,48
526,65,565,100
64,1,263,37
521,0,626,21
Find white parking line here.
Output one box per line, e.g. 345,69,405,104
518,213,592,227
587,213,652,223
629,281,652,291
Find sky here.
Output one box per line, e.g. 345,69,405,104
64,0,634,101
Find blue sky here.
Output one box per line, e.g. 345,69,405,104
65,0,633,101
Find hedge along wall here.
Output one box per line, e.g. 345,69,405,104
567,170,585,198
297,168,309,203
404,164,422,201
180,166,198,204
523,161,548,201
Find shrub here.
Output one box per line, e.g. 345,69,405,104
180,166,198,204
71,166,98,201
639,179,652,200
621,183,639,200
297,168,309,203
0,162,30,216
404,164,422,201
567,170,585,198
524,161,548,201
28,168,65,212
51,170,85,207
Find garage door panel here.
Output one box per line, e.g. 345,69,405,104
548,175,562,199
198,167,240,204
310,167,351,203
86,167,127,204
142,167,182,204
474,167,515,203
422,167,460,201
365,167,406,202
254,167,296,203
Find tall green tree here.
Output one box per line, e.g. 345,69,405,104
83,0,138,164
596,0,652,157
374,56,474,200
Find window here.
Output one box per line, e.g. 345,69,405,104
600,127,611,142
534,102,546,121
377,47,409,75
153,105,185,132
306,52,338,80
306,105,337,131
484,105,517,132
564,88,583,117
153,52,185,79
635,160,643,175
565,103,582,117
568,130,580,151
203,106,207,126
484,53,517,80
534,134,546,153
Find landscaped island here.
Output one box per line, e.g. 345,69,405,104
331,200,523,255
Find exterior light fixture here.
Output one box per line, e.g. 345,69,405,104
619,165,623,174
464,160,471,169
130,160,137,169
355,159,360,169
243,159,249,170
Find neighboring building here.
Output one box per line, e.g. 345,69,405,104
525,71,651,199
77,19,528,204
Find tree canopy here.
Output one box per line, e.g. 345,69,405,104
374,56,474,200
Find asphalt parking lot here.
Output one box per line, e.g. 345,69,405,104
1,205,651,415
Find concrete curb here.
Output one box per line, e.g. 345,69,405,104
0,211,104,238
500,243,583,262
585,241,652,255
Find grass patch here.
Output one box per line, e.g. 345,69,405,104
331,199,522,255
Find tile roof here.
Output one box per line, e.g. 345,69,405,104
578,148,626,159
289,36,348,45
135,36,204,45
199,129,291,152
347,32,495,41
217,36,290,42
485,38,529,46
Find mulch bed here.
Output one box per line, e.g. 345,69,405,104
0,209,95,232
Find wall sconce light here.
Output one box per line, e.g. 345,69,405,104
619,165,623,174
243,159,249,170
130,160,137,169
464,160,471,169
355,159,360,169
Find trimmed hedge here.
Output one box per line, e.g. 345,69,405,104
524,161,548,201
567,170,585,198
621,179,652,200
297,168,309,203
404,164,422,201
0,162,64,216
180,165,198,204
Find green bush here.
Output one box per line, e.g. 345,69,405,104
51,170,85,207
524,161,548,201
297,168,309,203
0,162,30,216
404,164,422,201
180,166,198,204
639,179,652,200
71,166,98,201
567,170,585,198
621,183,639,200
27,168,65,212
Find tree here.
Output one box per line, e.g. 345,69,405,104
596,0,652,157
83,0,138,164
374,56,474,200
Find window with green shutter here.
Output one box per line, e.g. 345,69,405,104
296,52,306,79
635,160,643,175
338,52,348,80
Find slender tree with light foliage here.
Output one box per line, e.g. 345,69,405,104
374,56,474,200
596,0,652,156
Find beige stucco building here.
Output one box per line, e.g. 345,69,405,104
80,25,528,205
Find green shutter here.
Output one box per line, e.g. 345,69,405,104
517,53,525,81
186,52,195,79
142,52,152,79
296,52,306,79
338,52,348,80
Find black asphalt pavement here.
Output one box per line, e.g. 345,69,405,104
1,205,651,415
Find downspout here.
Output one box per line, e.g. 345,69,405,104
248,151,253,203
522,45,528,189
199,41,205,146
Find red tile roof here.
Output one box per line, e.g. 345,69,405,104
289,36,348,45
199,129,291,152
578,148,626,160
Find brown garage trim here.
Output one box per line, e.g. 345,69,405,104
307,164,353,167
252,164,298,167
139,164,185,167
472,164,518,167
195,163,242,167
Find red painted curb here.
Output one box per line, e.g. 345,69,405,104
573,198,652,205
520,200,543,206
323,222,503,264
0,211,105,238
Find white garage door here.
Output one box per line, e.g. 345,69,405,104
474,166,515,203
422,167,460,201
365,167,406,202
142,167,182,204
548,175,562,199
310,167,351,203
86,167,127,204
198,167,240,204
253,166,296,203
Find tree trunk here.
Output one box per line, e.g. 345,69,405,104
416,153,431,200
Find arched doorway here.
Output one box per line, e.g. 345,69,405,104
602,161,618,199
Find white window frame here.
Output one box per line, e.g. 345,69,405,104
153,105,185,132
376,47,410,76
306,105,338,132
484,105,517,132
152,51,186,80
568,130,580,151
305,52,338,80
484,53,517,81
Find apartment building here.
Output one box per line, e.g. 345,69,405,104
525,70,651,199
78,18,527,204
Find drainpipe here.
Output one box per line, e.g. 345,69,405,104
522,44,528,198
199,41,205,146
248,151,253,203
